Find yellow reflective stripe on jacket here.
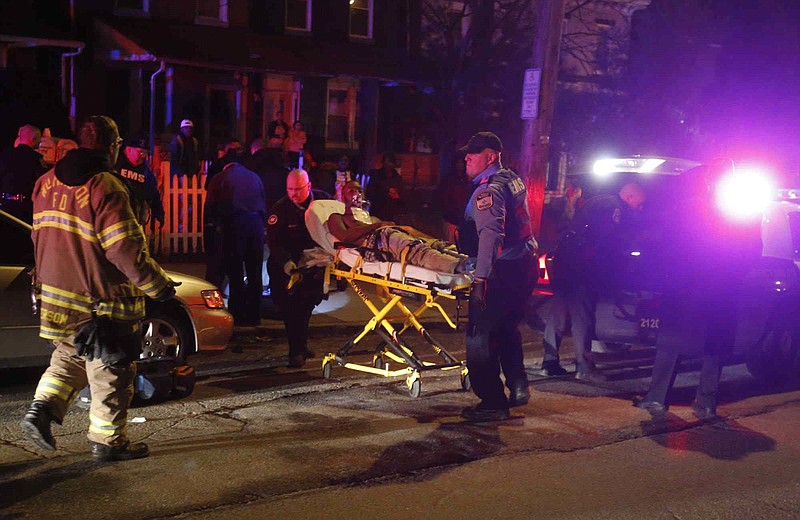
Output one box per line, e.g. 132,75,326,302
98,219,142,249
138,276,169,297
40,326,72,340
36,377,75,402
89,414,127,435
95,300,146,321
32,210,99,244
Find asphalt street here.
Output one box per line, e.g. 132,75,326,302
3,320,800,519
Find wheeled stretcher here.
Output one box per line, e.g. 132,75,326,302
305,200,471,397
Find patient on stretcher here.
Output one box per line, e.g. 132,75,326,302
327,181,468,274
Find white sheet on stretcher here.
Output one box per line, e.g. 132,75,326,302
305,199,471,288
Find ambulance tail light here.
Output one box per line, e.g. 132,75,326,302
715,169,774,221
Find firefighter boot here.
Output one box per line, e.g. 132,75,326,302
91,440,150,462
20,400,57,451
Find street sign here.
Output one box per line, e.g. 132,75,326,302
520,68,541,120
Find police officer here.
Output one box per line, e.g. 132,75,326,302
635,166,761,419
114,132,165,227
20,116,175,462
266,168,331,368
543,182,645,381
457,132,538,422
205,160,266,326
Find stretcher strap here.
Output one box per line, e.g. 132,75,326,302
399,245,411,279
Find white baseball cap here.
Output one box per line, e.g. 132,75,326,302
180,119,194,128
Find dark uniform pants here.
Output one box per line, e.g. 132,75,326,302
543,278,596,371
269,263,325,358
223,213,265,325
466,254,536,409
34,334,139,446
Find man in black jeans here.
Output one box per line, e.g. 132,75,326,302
205,161,266,326
266,169,331,368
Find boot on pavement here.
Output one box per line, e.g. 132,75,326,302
20,400,57,451
91,441,150,462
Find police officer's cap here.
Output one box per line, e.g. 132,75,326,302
459,132,503,154
125,131,148,150
125,132,149,150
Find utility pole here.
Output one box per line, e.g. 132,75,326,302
519,0,566,236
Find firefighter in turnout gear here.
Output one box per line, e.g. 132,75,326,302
20,116,175,462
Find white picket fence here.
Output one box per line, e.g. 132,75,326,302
145,161,209,257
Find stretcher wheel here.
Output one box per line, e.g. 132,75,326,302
373,356,386,370
322,361,332,380
408,380,421,398
461,373,471,392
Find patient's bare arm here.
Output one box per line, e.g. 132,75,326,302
327,213,384,244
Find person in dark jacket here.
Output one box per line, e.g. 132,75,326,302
0,124,49,221
168,119,200,178
266,168,331,368
205,161,266,326
205,139,243,189
114,132,164,227
457,132,538,422
634,167,762,420
366,153,405,221
542,182,646,381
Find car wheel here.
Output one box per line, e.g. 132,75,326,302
746,317,800,384
141,306,192,362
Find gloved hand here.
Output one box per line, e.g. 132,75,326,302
74,321,99,361
153,283,177,302
283,260,298,276
470,277,488,313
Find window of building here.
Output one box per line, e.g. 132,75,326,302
196,0,229,26
594,18,615,74
326,79,359,147
286,0,312,31
349,0,373,39
114,0,150,16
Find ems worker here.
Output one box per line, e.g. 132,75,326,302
267,169,331,368
114,132,165,227
0,124,48,221
457,132,538,422
20,116,175,462
543,182,645,381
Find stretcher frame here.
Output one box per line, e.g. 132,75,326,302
320,250,472,397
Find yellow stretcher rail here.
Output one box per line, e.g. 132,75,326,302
320,261,471,398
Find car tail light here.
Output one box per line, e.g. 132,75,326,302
202,290,226,309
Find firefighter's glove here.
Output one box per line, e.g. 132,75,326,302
153,281,179,302
470,278,488,313
283,260,298,276
74,316,127,365
74,321,100,362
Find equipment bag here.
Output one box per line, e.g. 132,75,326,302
133,358,197,403
133,357,176,403
172,364,196,398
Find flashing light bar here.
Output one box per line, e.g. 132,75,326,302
592,158,666,177
715,169,775,221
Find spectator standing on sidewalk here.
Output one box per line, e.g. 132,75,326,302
366,153,405,221
266,169,331,368
168,119,200,178
0,124,48,221
284,121,307,169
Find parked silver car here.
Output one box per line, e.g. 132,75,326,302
0,209,233,368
